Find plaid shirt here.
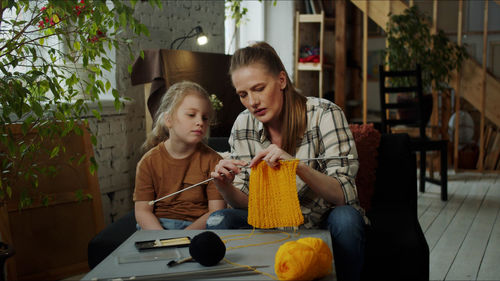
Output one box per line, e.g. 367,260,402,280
229,97,364,229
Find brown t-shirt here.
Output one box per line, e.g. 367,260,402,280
133,142,223,222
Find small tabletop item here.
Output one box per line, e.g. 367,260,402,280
135,236,191,251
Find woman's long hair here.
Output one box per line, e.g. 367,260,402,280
229,42,307,155
141,81,214,153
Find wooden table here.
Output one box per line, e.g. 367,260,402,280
82,229,336,280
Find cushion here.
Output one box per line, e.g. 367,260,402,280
349,123,381,212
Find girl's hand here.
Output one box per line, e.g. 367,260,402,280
211,159,248,186
249,144,293,168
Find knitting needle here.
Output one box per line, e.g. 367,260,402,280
113,265,269,280
238,155,355,167
148,178,214,206
167,256,193,267
299,155,355,161
148,155,354,206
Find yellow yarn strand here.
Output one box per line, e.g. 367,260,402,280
248,160,304,229
219,230,295,281
220,227,257,244
221,230,292,251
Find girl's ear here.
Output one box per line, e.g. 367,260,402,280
164,113,172,128
278,71,287,90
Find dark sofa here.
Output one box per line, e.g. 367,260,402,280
87,133,429,280
362,133,429,281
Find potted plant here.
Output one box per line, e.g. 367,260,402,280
0,1,162,279
383,5,468,124
0,0,164,208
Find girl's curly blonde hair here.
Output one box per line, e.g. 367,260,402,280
141,81,214,152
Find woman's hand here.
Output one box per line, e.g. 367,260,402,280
211,159,248,186
210,159,250,209
250,144,293,168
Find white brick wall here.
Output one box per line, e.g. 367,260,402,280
93,1,225,225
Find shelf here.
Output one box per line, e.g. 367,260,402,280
297,63,321,71
298,14,335,24
297,62,333,71
294,11,333,99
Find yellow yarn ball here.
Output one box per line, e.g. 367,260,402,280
275,237,333,281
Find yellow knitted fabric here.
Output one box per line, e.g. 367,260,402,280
248,160,304,229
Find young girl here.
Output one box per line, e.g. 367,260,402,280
134,81,226,230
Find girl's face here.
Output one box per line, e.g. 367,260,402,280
231,63,286,128
165,92,211,145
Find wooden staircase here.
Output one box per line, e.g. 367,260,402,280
351,0,500,128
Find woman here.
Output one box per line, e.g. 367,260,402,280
207,42,365,281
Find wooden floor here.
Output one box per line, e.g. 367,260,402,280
418,170,500,281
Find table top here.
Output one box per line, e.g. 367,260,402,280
82,229,336,281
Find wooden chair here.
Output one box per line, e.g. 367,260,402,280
378,65,448,201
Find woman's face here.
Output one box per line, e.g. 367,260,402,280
231,63,286,127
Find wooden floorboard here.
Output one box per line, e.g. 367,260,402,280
418,172,500,281
477,177,500,281
447,178,500,280
418,182,460,232
424,179,471,251
429,180,489,280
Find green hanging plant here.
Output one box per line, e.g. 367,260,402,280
0,0,162,208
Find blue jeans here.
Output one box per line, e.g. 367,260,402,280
206,206,365,281
136,218,192,230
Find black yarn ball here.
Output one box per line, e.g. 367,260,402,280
189,231,226,266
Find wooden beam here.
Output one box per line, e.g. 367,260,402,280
294,11,300,89
385,1,391,123
432,0,438,34
319,11,325,98
362,1,368,124
479,0,489,171
350,0,408,32
451,59,500,128
335,0,346,109
431,0,439,136
351,6,362,120
454,0,463,171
